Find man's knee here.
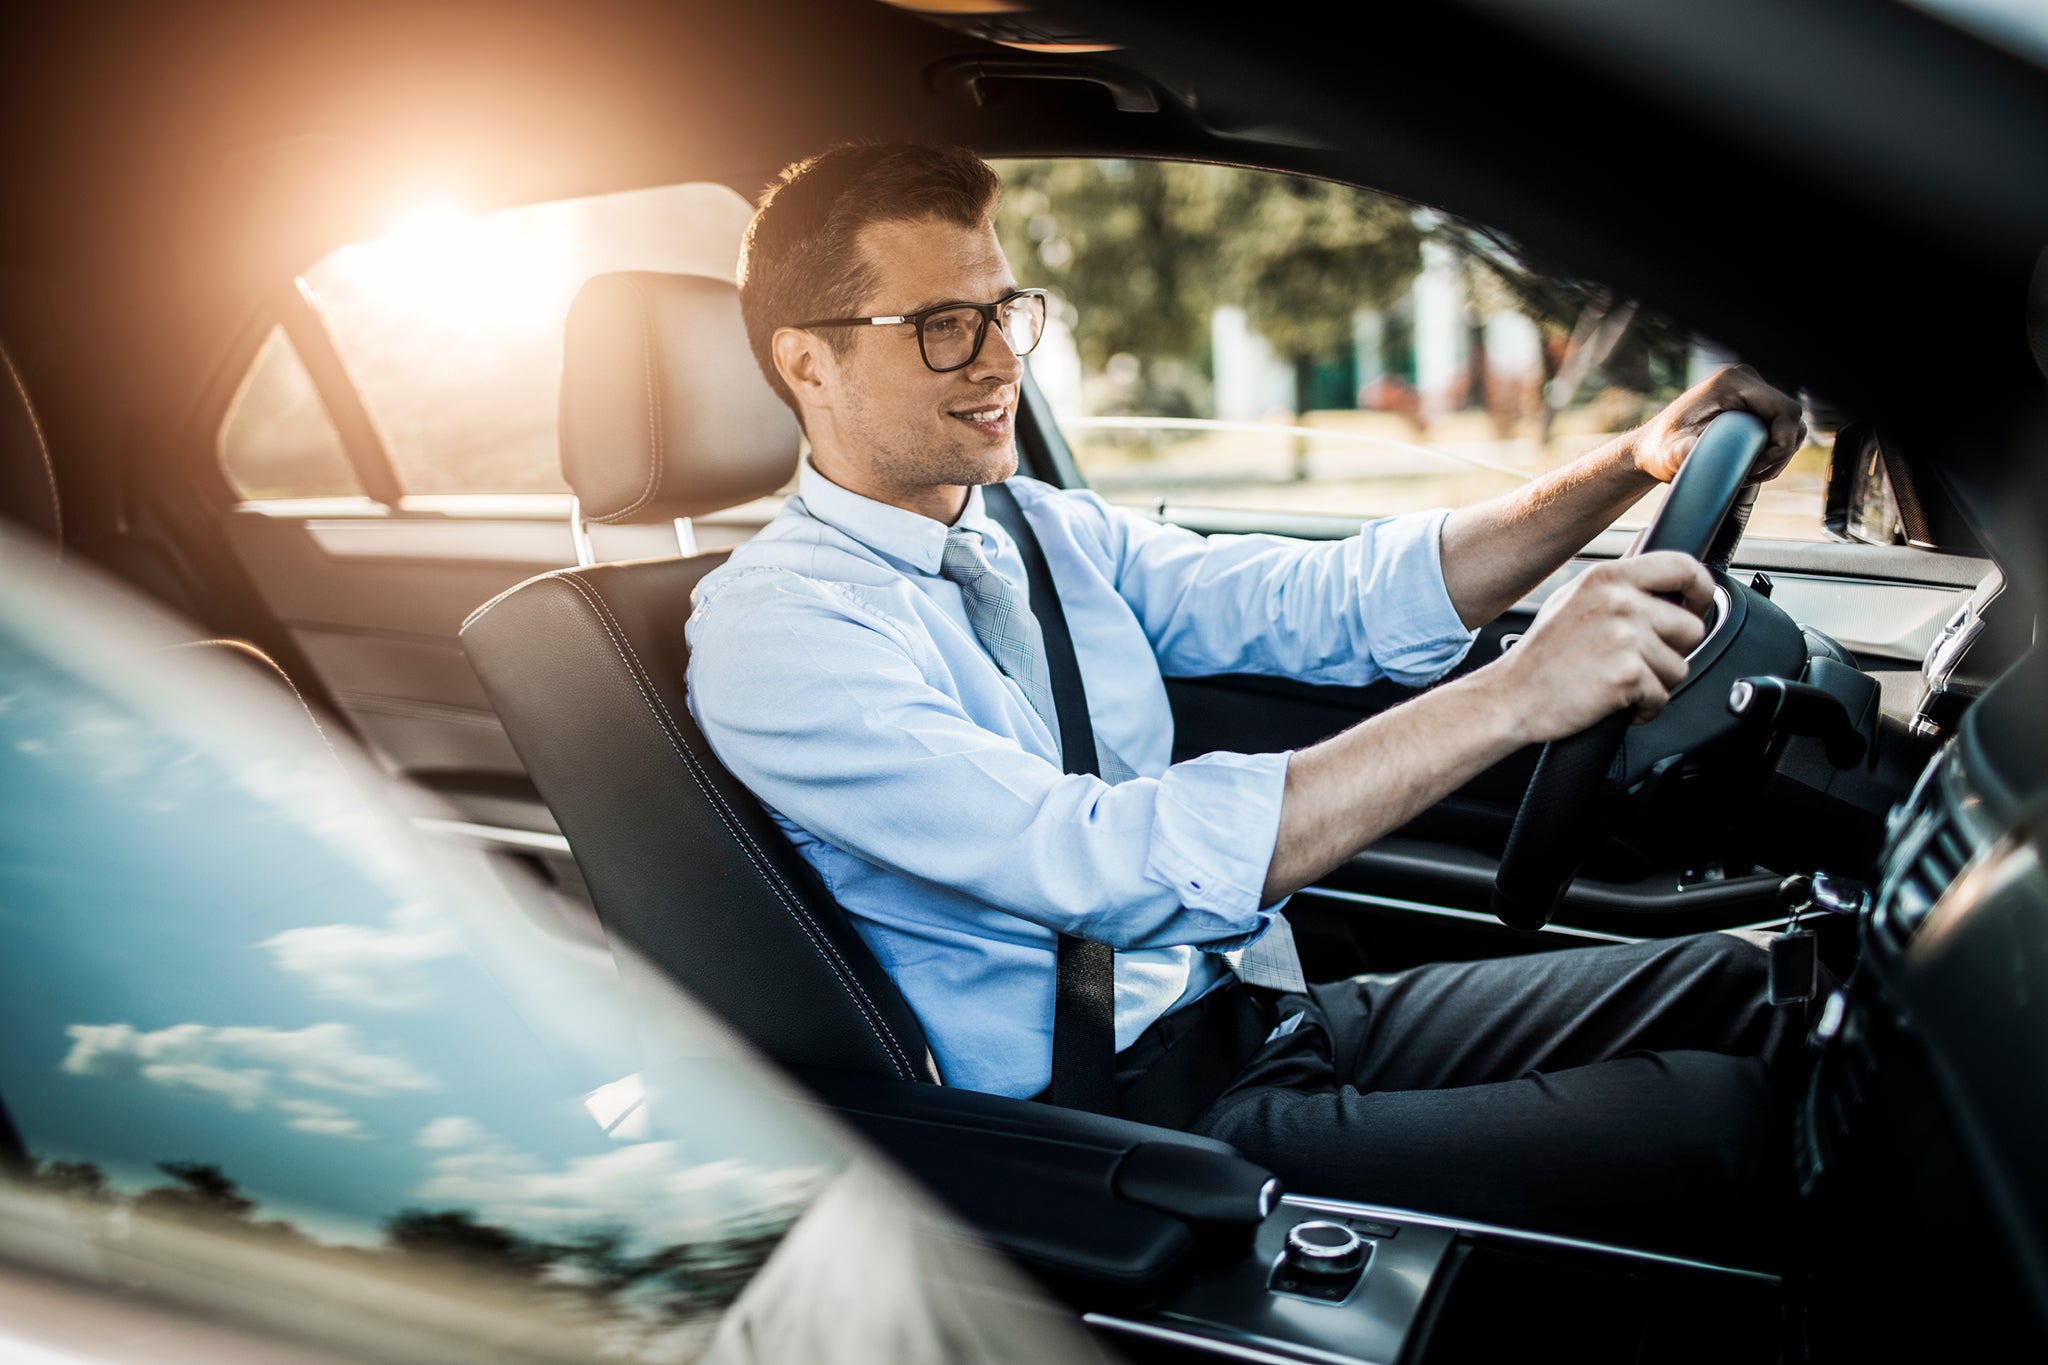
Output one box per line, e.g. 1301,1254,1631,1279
1679,927,1775,998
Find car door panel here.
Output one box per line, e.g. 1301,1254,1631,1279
222,508,561,781
216,501,776,899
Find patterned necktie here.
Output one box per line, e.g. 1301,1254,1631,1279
939,527,1136,781
938,525,1304,994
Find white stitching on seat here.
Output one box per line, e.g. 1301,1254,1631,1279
551,571,920,1080
460,571,547,633
1,340,62,556
556,573,918,1078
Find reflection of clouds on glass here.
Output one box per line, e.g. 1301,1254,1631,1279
61,1021,436,1139
133,1060,271,1110
64,1021,438,1096
223,751,422,900
0,680,216,814
276,1098,369,1140
259,902,461,1011
413,1117,827,1253
0,630,424,911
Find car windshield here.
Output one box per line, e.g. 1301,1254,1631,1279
989,158,1835,541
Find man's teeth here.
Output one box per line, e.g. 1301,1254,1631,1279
958,408,1004,421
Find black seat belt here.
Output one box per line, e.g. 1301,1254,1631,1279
982,480,1116,1114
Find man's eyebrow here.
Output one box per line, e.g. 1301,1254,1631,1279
897,285,1022,314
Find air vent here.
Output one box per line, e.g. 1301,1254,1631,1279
1876,786,1974,940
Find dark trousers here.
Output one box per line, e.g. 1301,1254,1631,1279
1170,932,1809,1267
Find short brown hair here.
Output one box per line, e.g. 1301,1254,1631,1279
737,143,1003,416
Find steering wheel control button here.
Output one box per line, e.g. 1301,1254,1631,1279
1270,1221,1371,1302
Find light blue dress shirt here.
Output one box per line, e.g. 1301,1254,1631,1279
685,462,1475,1097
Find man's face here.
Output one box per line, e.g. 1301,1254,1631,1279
807,216,1024,514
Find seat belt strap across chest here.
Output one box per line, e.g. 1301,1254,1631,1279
982,480,1116,1114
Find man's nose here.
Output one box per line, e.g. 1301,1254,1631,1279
970,317,1025,382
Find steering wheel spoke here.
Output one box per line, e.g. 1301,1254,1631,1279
1490,411,1771,931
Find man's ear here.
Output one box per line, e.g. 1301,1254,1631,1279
772,326,836,415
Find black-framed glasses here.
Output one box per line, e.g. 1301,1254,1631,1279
796,289,1048,373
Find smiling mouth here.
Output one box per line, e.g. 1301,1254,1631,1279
950,406,1009,425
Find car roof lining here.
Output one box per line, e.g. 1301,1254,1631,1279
0,0,2039,579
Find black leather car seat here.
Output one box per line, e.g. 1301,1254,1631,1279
460,271,940,1086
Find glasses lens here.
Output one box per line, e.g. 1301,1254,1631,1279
999,292,1046,358
919,306,984,370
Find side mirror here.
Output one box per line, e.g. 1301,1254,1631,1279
1822,420,1906,546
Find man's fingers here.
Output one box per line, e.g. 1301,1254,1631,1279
1775,413,1805,456
1707,366,1806,477
1640,631,1692,691
1628,665,1673,725
1722,364,1802,423
1618,551,1715,614
1646,596,1708,653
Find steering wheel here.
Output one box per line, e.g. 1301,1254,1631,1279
1490,410,1770,930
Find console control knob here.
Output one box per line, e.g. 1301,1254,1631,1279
1283,1220,1367,1275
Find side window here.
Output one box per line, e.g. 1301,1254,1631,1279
992,159,1829,540
220,182,757,500
218,327,364,500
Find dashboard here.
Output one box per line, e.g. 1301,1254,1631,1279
1797,638,2048,1357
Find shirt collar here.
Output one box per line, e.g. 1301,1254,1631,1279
796,457,1007,575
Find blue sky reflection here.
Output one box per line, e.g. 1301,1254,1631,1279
0,614,842,1265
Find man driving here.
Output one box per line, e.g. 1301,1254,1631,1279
687,142,1811,1261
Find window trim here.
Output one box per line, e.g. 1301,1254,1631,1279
272,278,404,508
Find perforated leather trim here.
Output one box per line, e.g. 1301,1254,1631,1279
542,570,921,1081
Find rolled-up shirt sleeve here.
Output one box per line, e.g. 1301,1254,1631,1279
1049,488,1476,688
687,569,1289,951
1356,507,1476,685
1144,749,1289,926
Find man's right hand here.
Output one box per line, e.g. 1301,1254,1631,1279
1486,551,1715,744
1261,549,1714,905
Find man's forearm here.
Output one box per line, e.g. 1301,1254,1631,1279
1438,434,1653,629
1257,369,1805,907
1260,666,1528,904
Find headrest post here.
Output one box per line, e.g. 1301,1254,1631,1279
570,497,596,568
673,517,699,558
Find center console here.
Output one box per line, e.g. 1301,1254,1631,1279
1088,1196,1782,1365
806,1072,1786,1365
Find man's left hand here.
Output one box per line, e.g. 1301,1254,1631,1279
1629,364,1807,485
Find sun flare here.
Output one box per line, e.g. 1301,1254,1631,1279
327,202,577,328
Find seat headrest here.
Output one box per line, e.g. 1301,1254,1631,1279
559,272,800,525
0,339,60,554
